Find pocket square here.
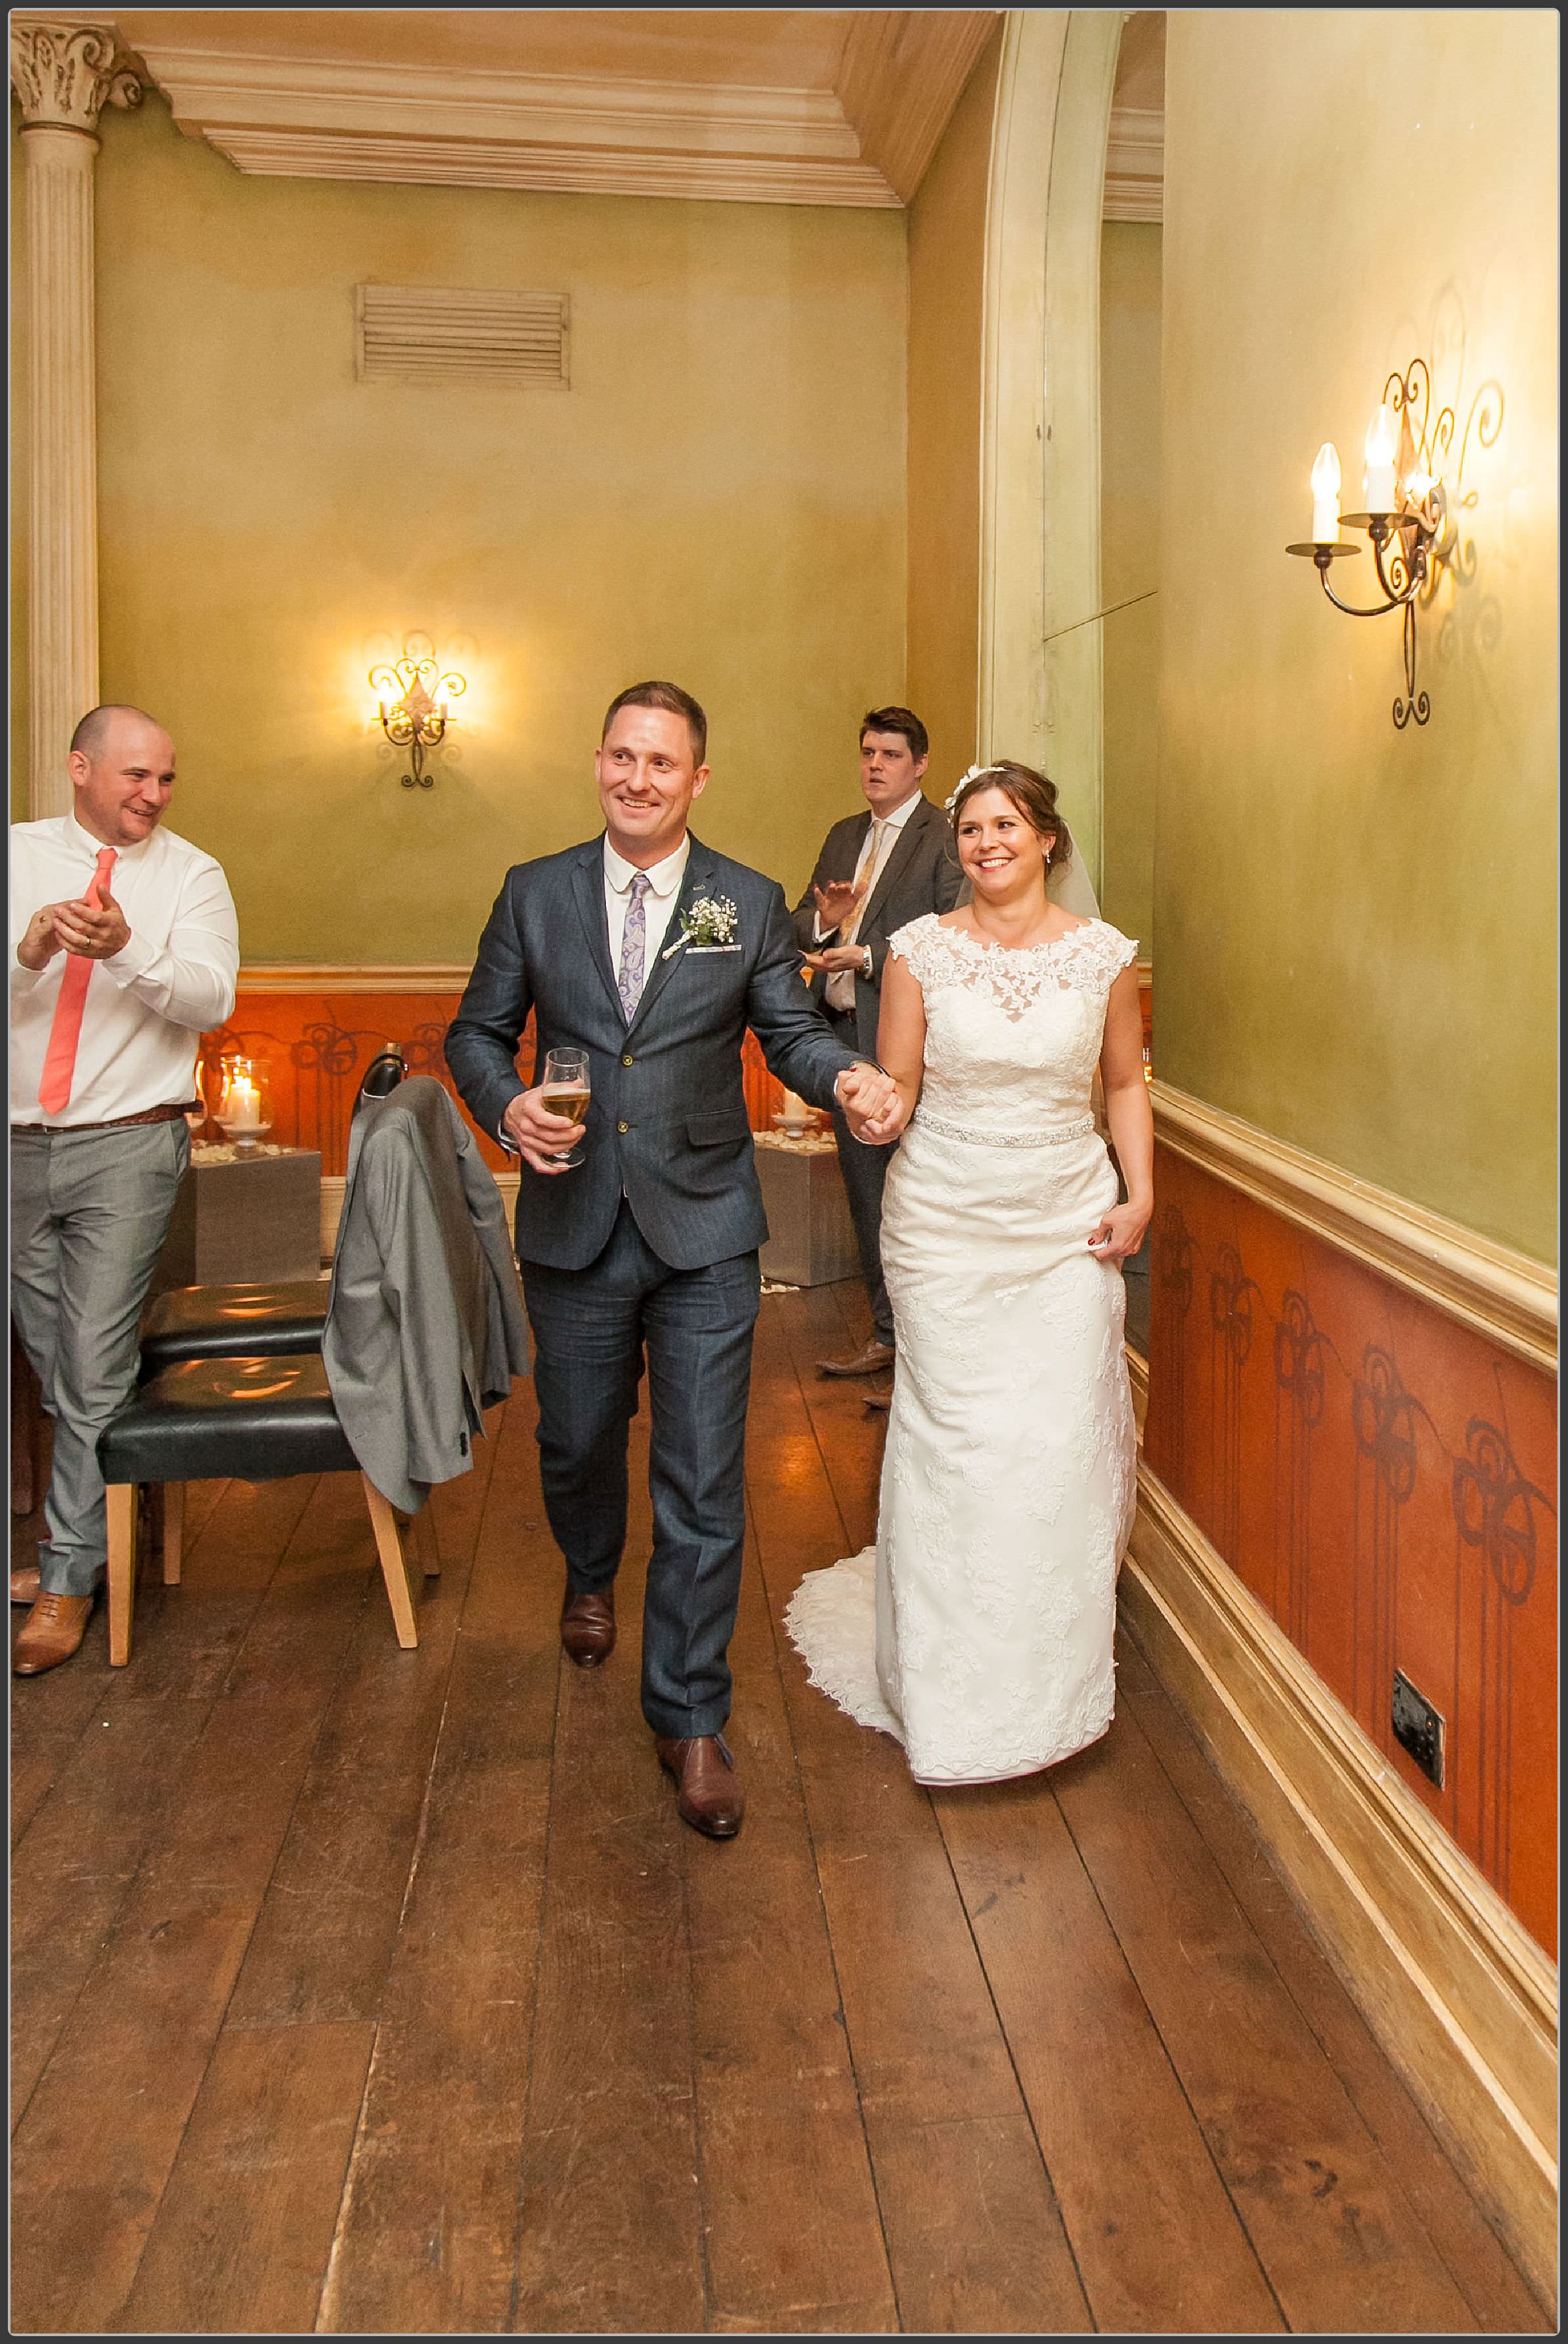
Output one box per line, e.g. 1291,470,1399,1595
684,944,743,955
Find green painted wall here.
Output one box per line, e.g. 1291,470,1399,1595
32,91,906,956
1159,9,1557,1262
905,24,1002,796
1099,217,1161,954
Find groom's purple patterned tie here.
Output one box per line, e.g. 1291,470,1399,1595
617,871,651,1022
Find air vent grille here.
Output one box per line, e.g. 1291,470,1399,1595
354,284,569,387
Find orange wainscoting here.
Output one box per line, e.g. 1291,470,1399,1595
1143,1143,1557,1957
202,983,791,1177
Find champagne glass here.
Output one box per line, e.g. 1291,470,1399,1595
539,1047,591,1168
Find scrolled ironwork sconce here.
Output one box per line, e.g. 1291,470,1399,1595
369,637,467,787
1286,359,1500,730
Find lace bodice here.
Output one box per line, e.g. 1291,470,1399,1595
889,913,1137,1138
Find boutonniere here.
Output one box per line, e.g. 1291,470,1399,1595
662,894,740,959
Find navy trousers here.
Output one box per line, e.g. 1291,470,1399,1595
520,1199,760,1738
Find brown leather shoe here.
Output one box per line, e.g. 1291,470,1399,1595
13,1591,93,1676
560,1587,616,1668
863,1389,891,1413
655,1733,745,1839
817,1338,895,1379
11,1562,41,1606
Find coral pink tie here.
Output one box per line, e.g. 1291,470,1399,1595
37,847,118,1115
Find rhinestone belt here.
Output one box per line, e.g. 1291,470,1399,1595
913,1109,1096,1149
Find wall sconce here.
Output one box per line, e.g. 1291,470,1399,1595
368,636,467,787
1286,359,1468,730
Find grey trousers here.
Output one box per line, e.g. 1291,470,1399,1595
10,1122,188,1597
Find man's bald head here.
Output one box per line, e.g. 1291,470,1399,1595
67,706,177,847
70,704,165,763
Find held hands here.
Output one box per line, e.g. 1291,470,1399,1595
836,1061,907,1147
503,1085,587,1176
1086,1199,1150,1266
16,889,131,970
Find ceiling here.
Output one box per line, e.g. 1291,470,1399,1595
83,8,1004,208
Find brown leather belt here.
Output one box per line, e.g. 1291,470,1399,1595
12,1101,197,1134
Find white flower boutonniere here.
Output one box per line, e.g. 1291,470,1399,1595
662,894,740,959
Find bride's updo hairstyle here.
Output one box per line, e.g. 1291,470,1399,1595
946,761,1073,872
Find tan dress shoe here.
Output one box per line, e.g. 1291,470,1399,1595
13,1591,93,1676
11,1562,41,1606
560,1587,616,1668
654,1733,745,1839
817,1338,895,1379
863,1390,891,1413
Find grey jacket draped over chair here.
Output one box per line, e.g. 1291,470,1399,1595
323,1077,531,1513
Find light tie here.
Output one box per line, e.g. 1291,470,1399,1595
617,870,652,1022
37,847,118,1117
826,819,888,1012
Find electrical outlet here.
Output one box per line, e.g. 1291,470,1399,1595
1391,1670,1445,1787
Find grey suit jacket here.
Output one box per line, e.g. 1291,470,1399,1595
791,795,965,1057
445,833,861,1272
324,1078,531,1514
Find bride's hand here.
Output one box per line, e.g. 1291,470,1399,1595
1086,1199,1150,1264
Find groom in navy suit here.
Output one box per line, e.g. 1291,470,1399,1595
446,681,901,1837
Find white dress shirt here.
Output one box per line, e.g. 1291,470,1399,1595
603,831,690,972
10,813,239,1126
817,787,923,1011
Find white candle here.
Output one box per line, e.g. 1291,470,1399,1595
1309,441,1341,542
225,1076,263,1132
1362,405,1399,514
779,1090,808,1120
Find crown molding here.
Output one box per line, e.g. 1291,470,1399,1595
112,18,998,207
1104,98,1162,222
835,10,999,202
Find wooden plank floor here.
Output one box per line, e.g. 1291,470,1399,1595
9,1284,1549,2336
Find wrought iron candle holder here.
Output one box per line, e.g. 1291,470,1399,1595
1286,359,1498,731
369,636,467,787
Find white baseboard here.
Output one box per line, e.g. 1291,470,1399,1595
1122,1465,1557,2307
318,1171,521,1260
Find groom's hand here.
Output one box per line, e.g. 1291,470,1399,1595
502,1086,587,1176
836,1061,906,1146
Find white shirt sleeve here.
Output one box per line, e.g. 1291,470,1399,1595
98,857,240,1032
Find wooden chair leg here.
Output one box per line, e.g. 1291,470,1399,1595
106,1482,137,1666
361,1472,418,1649
163,1482,185,1585
406,1503,441,1578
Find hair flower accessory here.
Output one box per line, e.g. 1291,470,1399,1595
663,894,740,959
943,763,999,814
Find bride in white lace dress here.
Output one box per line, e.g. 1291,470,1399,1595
786,763,1153,1784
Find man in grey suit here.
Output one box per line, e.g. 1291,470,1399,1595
446,681,900,1838
794,705,963,1384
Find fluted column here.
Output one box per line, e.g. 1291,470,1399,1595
10,16,140,818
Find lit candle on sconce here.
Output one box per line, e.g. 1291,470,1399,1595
1309,442,1342,543
1362,405,1400,514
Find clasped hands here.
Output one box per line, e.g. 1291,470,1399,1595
836,1061,905,1145
16,889,131,971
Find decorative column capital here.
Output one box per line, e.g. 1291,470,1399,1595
9,14,141,134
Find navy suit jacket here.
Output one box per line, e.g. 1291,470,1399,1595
791,794,964,1057
445,833,861,1272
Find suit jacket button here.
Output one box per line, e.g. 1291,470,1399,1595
621,1053,634,1066
617,1120,629,1134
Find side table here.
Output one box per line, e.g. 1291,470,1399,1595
152,1143,323,1294
754,1130,860,1287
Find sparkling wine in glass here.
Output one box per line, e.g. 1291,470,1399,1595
540,1048,591,1168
